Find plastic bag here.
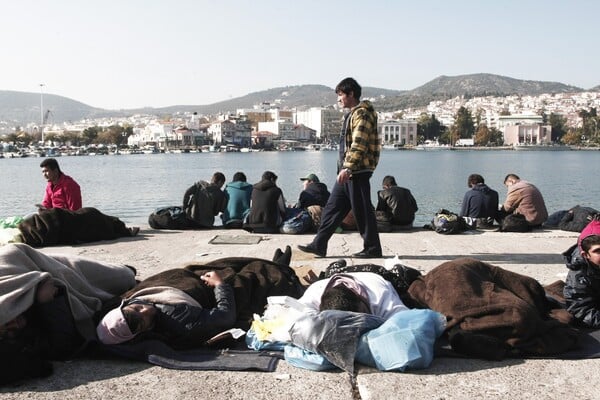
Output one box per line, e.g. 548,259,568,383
245,296,307,350
355,309,446,371
289,310,384,374
283,344,335,371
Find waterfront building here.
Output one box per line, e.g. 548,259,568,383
495,113,544,130
378,119,418,146
503,124,552,145
294,107,342,142
129,122,174,147
237,105,293,132
208,116,252,147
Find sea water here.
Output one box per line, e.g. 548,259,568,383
1,150,599,227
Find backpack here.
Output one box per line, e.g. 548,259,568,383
183,181,215,227
431,209,468,234
148,206,191,230
499,213,531,232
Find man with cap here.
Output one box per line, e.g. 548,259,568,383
96,270,236,347
563,215,600,328
280,174,330,235
296,173,330,209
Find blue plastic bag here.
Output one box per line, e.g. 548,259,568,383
355,309,446,371
283,344,336,371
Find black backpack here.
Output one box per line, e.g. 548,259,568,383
499,213,531,232
148,206,191,230
431,209,468,234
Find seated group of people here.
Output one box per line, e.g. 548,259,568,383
150,170,419,235
3,214,600,383
156,169,590,236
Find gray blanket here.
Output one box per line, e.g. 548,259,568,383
0,243,136,340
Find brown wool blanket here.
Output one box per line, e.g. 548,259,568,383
122,257,305,331
407,257,577,356
18,207,133,247
0,243,136,340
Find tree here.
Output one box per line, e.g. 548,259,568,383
561,129,582,145
82,126,100,145
417,113,443,141
474,124,491,146
547,113,568,142
449,106,475,145
579,108,598,141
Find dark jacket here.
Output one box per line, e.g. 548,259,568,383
182,181,227,228
152,284,236,348
297,182,330,209
558,206,599,232
222,181,253,224
244,179,285,233
376,186,418,225
460,183,499,221
563,244,600,328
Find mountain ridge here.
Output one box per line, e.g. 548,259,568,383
1,73,597,125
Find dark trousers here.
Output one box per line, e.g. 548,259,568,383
311,172,381,254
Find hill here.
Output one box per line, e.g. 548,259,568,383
0,90,115,127
0,74,590,125
128,84,405,116
375,73,584,111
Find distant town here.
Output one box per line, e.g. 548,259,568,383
1,89,600,157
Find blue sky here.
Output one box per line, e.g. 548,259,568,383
2,0,598,109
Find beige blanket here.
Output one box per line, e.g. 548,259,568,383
0,243,136,340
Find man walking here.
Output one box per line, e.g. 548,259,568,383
298,77,382,258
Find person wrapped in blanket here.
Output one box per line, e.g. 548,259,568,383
0,243,136,385
96,271,236,348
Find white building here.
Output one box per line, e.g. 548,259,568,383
378,119,418,145
496,114,543,130
128,122,174,147
294,107,342,140
503,124,552,145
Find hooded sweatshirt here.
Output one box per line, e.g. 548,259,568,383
563,219,600,327
460,183,499,219
244,179,286,233
222,181,253,223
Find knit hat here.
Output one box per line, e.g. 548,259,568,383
300,173,319,183
578,219,600,251
96,303,136,345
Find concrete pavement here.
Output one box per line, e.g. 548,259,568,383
2,226,595,400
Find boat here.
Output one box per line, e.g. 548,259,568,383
415,140,451,151
382,143,405,150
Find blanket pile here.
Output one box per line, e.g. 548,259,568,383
407,257,578,359
18,207,133,247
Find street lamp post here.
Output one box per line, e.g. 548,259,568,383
39,83,45,144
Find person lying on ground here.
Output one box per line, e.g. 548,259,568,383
97,270,236,348
0,243,136,384
298,270,408,319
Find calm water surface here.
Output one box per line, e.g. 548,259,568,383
1,150,599,227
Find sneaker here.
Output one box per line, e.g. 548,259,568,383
297,244,326,258
352,249,382,258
